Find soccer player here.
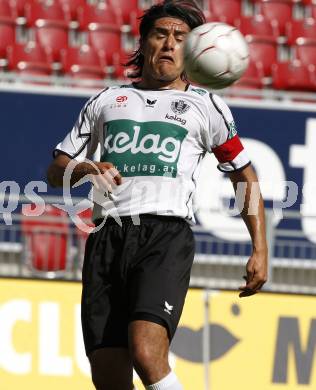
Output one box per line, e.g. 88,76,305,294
47,1,268,389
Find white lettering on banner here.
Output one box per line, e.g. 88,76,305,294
22,181,47,217
0,181,20,225
290,118,316,244
74,304,90,376
105,126,181,163
0,300,31,374
195,138,286,241
39,303,72,376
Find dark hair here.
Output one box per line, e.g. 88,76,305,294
125,0,206,79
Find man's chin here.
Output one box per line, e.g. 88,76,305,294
156,72,179,82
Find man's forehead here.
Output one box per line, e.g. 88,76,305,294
153,17,190,32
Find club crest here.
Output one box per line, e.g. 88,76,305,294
171,100,190,115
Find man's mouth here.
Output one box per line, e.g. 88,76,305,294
158,55,174,63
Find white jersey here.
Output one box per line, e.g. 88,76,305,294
54,84,250,223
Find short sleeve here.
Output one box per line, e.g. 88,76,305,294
53,89,107,162
203,94,251,173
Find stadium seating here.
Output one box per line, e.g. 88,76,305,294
237,14,280,42
34,22,69,62
9,0,29,17
0,0,315,93
272,60,316,91
78,2,122,31
7,41,51,71
111,49,131,79
293,38,316,64
246,35,278,76
61,44,106,79
109,0,139,26
0,22,15,60
129,7,143,36
25,0,70,26
21,204,69,273
208,0,242,25
87,29,121,66
0,0,16,22
286,18,316,45
255,0,295,35
235,60,265,88
57,0,86,21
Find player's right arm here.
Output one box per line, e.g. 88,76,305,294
47,154,121,188
47,88,122,189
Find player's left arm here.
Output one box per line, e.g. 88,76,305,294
228,165,268,298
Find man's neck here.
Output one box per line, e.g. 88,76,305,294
136,75,188,91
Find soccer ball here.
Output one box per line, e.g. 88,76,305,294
184,22,249,89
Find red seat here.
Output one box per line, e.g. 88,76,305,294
108,0,138,25
25,0,70,26
7,41,50,71
256,0,294,35
57,0,85,21
21,204,69,272
0,21,15,58
286,18,316,45
129,7,143,36
0,0,16,22
236,60,265,87
312,4,316,19
61,44,106,79
9,0,29,17
34,22,69,61
237,14,280,42
272,60,316,91
208,0,242,25
294,39,316,65
246,35,278,76
87,29,121,65
78,2,122,31
111,49,131,79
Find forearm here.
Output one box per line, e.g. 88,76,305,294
230,166,268,254
47,155,97,188
240,190,267,253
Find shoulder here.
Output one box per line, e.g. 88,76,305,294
187,85,233,118
187,85,229,110
83,84,132,111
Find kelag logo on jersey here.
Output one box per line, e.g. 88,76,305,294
102,119,188,177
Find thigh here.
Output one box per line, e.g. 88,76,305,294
81,225,129,354
128,220,195,340
89,348,134,390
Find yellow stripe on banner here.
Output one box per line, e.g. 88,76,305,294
1,279,316,389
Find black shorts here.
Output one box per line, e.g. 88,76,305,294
81,214,195,355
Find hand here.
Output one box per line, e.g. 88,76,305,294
88,162,122,193
239,250,268,298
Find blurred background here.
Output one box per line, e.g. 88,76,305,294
1,0,316,389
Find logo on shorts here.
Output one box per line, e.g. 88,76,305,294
164,301,173,315
171,100,190,115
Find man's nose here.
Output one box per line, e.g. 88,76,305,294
163,35,176,50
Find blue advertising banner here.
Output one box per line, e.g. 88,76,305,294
1,86,316,256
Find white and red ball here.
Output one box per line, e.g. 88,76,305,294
184,22,249,89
